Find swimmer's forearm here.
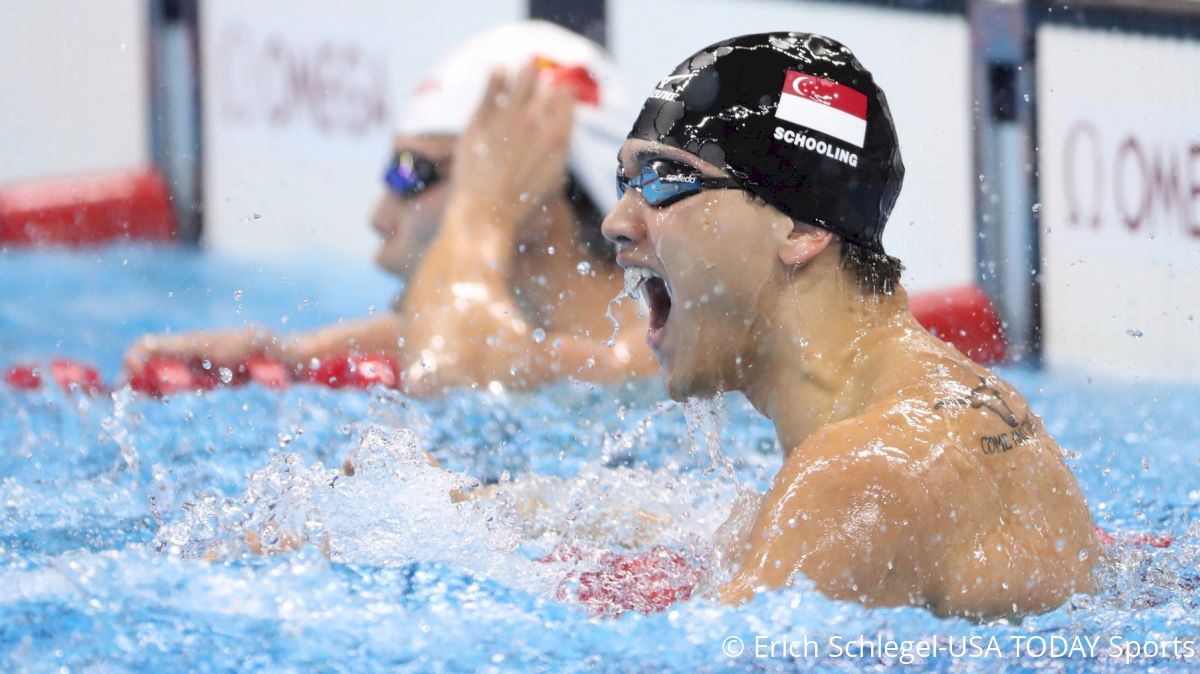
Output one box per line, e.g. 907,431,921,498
274,314,405,366
438,199,520,281
399,201,530,388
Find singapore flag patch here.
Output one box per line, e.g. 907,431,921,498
775,71,868,148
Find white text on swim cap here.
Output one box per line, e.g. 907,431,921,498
774,126,859,168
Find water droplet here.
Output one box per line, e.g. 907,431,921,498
201,359,212,370
1126,329,1144,338
1055,538,1066,552
1078,549,1089,561
1031,202,1041,213
252,212,262,220
233,289,244,302
576,261,592,275
218,367,233,384
531,328,546,343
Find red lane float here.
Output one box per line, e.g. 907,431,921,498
909,285,1007,365
304,353,400,389
552,546,705,618
127,353,402,397
49,360,104,394
244,357,290,390
127,356,220,396
0,169,176,246
4,354,402,396
4,359,104,394
4,365,41,390
1094,525,1172,549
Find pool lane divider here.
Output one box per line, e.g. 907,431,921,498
545,545,706,618
2,286,1004,395
0,169,176,246
4,360,105,394
4,354,402,397
1093,525,1172,549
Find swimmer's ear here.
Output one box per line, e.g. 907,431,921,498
778,220,833,268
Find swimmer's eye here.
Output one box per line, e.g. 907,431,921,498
615,159,747,208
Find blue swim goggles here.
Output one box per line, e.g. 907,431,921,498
616,159,745,208
383,150,444,199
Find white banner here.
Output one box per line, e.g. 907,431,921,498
200,0,524,265
1037,25,1200,380
0,0,148,184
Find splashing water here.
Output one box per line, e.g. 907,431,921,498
602,267,655,347
101,385,141,476
154,387,747,604
683,395,739,484
5,247,1200,672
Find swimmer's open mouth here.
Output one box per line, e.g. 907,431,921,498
644,276,671,331
624,267,674,348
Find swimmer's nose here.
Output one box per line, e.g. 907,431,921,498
371,193,397,237
601,195,645,252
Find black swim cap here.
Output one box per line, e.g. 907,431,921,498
628,33,904,252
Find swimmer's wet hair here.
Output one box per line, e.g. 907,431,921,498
839,239,904,295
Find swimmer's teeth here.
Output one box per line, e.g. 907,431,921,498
623,267,651,299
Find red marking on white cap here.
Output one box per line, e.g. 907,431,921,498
532,55,599,106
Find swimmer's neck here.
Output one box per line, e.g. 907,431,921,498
740,262,918,456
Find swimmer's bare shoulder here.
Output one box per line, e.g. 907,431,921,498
718,417,933,609
855,352,1099,616
721,359,1099,618
905,359,1100,617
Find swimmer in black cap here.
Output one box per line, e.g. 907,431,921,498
603,32,1100,618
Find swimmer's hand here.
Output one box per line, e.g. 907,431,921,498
123,315,406,378
123,326,272,373
447,62,575,233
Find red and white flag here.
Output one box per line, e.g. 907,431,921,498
775,71,868,148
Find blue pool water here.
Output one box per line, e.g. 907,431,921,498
2,246,1198,673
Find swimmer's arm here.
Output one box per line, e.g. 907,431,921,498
402,259,654,393
400,193,653,388
717,437,921,606
278,314,406,366
397,200,535,392
123,314,405,373
402,69,623,393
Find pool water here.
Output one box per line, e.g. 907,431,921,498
2,246,1198,673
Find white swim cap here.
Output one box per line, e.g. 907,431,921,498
396,20,630,213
